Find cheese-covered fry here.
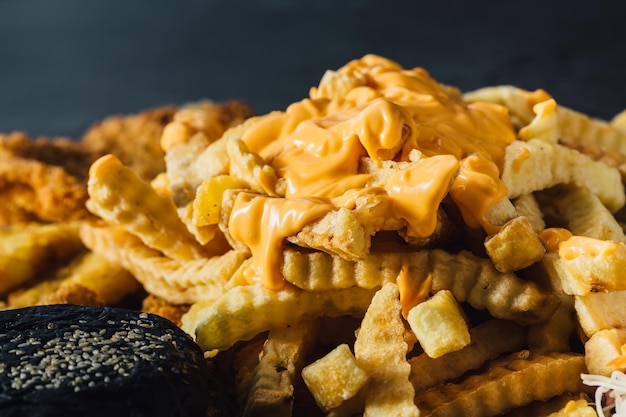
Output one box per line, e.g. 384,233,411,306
10,54,626,415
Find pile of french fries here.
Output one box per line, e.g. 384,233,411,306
3,54,626,416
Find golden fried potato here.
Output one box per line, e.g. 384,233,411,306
354,283,419,417
406,289,470,358
414,351,587,417
87,154,211,261
584,328,626,376
302,344,368,413
243,321,318,417
484,215,546,273
408,319,526,392
81,106,177,181
0,222,84,294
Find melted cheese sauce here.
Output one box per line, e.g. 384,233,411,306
559,235,621,260
228,54,524,287
539,228,574,252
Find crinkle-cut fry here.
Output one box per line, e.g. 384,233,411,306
79,222,247,305
287,208,370,261
243,321,318,417
292,188,428,257
584,328,626,376
518,99,560,144
512,193,545,233
354,283,419,417
574,290,626,337
557,105,626,158
527,293,576,354
414,351,587,417
227,138,280,196
501,139,625,212
463,85,552,126
282,248,558,324
86,154,210,261
281,247,414,290
0,221,84,294
484,215,546,273
192,283,377,354
542,184,626,243
408,319,526,393
428,249,559,324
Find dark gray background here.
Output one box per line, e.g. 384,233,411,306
1,0,625,139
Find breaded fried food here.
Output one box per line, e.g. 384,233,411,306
141,294,190,327
0,133,94,224
0,102,253,226
81,106,177,181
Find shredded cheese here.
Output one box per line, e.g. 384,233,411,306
582,371,626,416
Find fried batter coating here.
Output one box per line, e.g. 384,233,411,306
0,133,95,224
141,294,190,327
0,102,252,226
81,106,177,181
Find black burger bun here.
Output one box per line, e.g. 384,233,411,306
0,304,216,417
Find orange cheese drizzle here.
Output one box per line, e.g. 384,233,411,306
228,192,334,290
539,228,573,252
396,258,433,318
558,235,621,260
230,54,520,288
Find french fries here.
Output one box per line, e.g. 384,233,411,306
5,54,626,416
302,344,368,412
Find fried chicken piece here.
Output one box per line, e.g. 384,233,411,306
0,145,94,225
141,293,190,327
0,132,95,179
81,106,177,181
81,101,253,181
0,102,254,225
